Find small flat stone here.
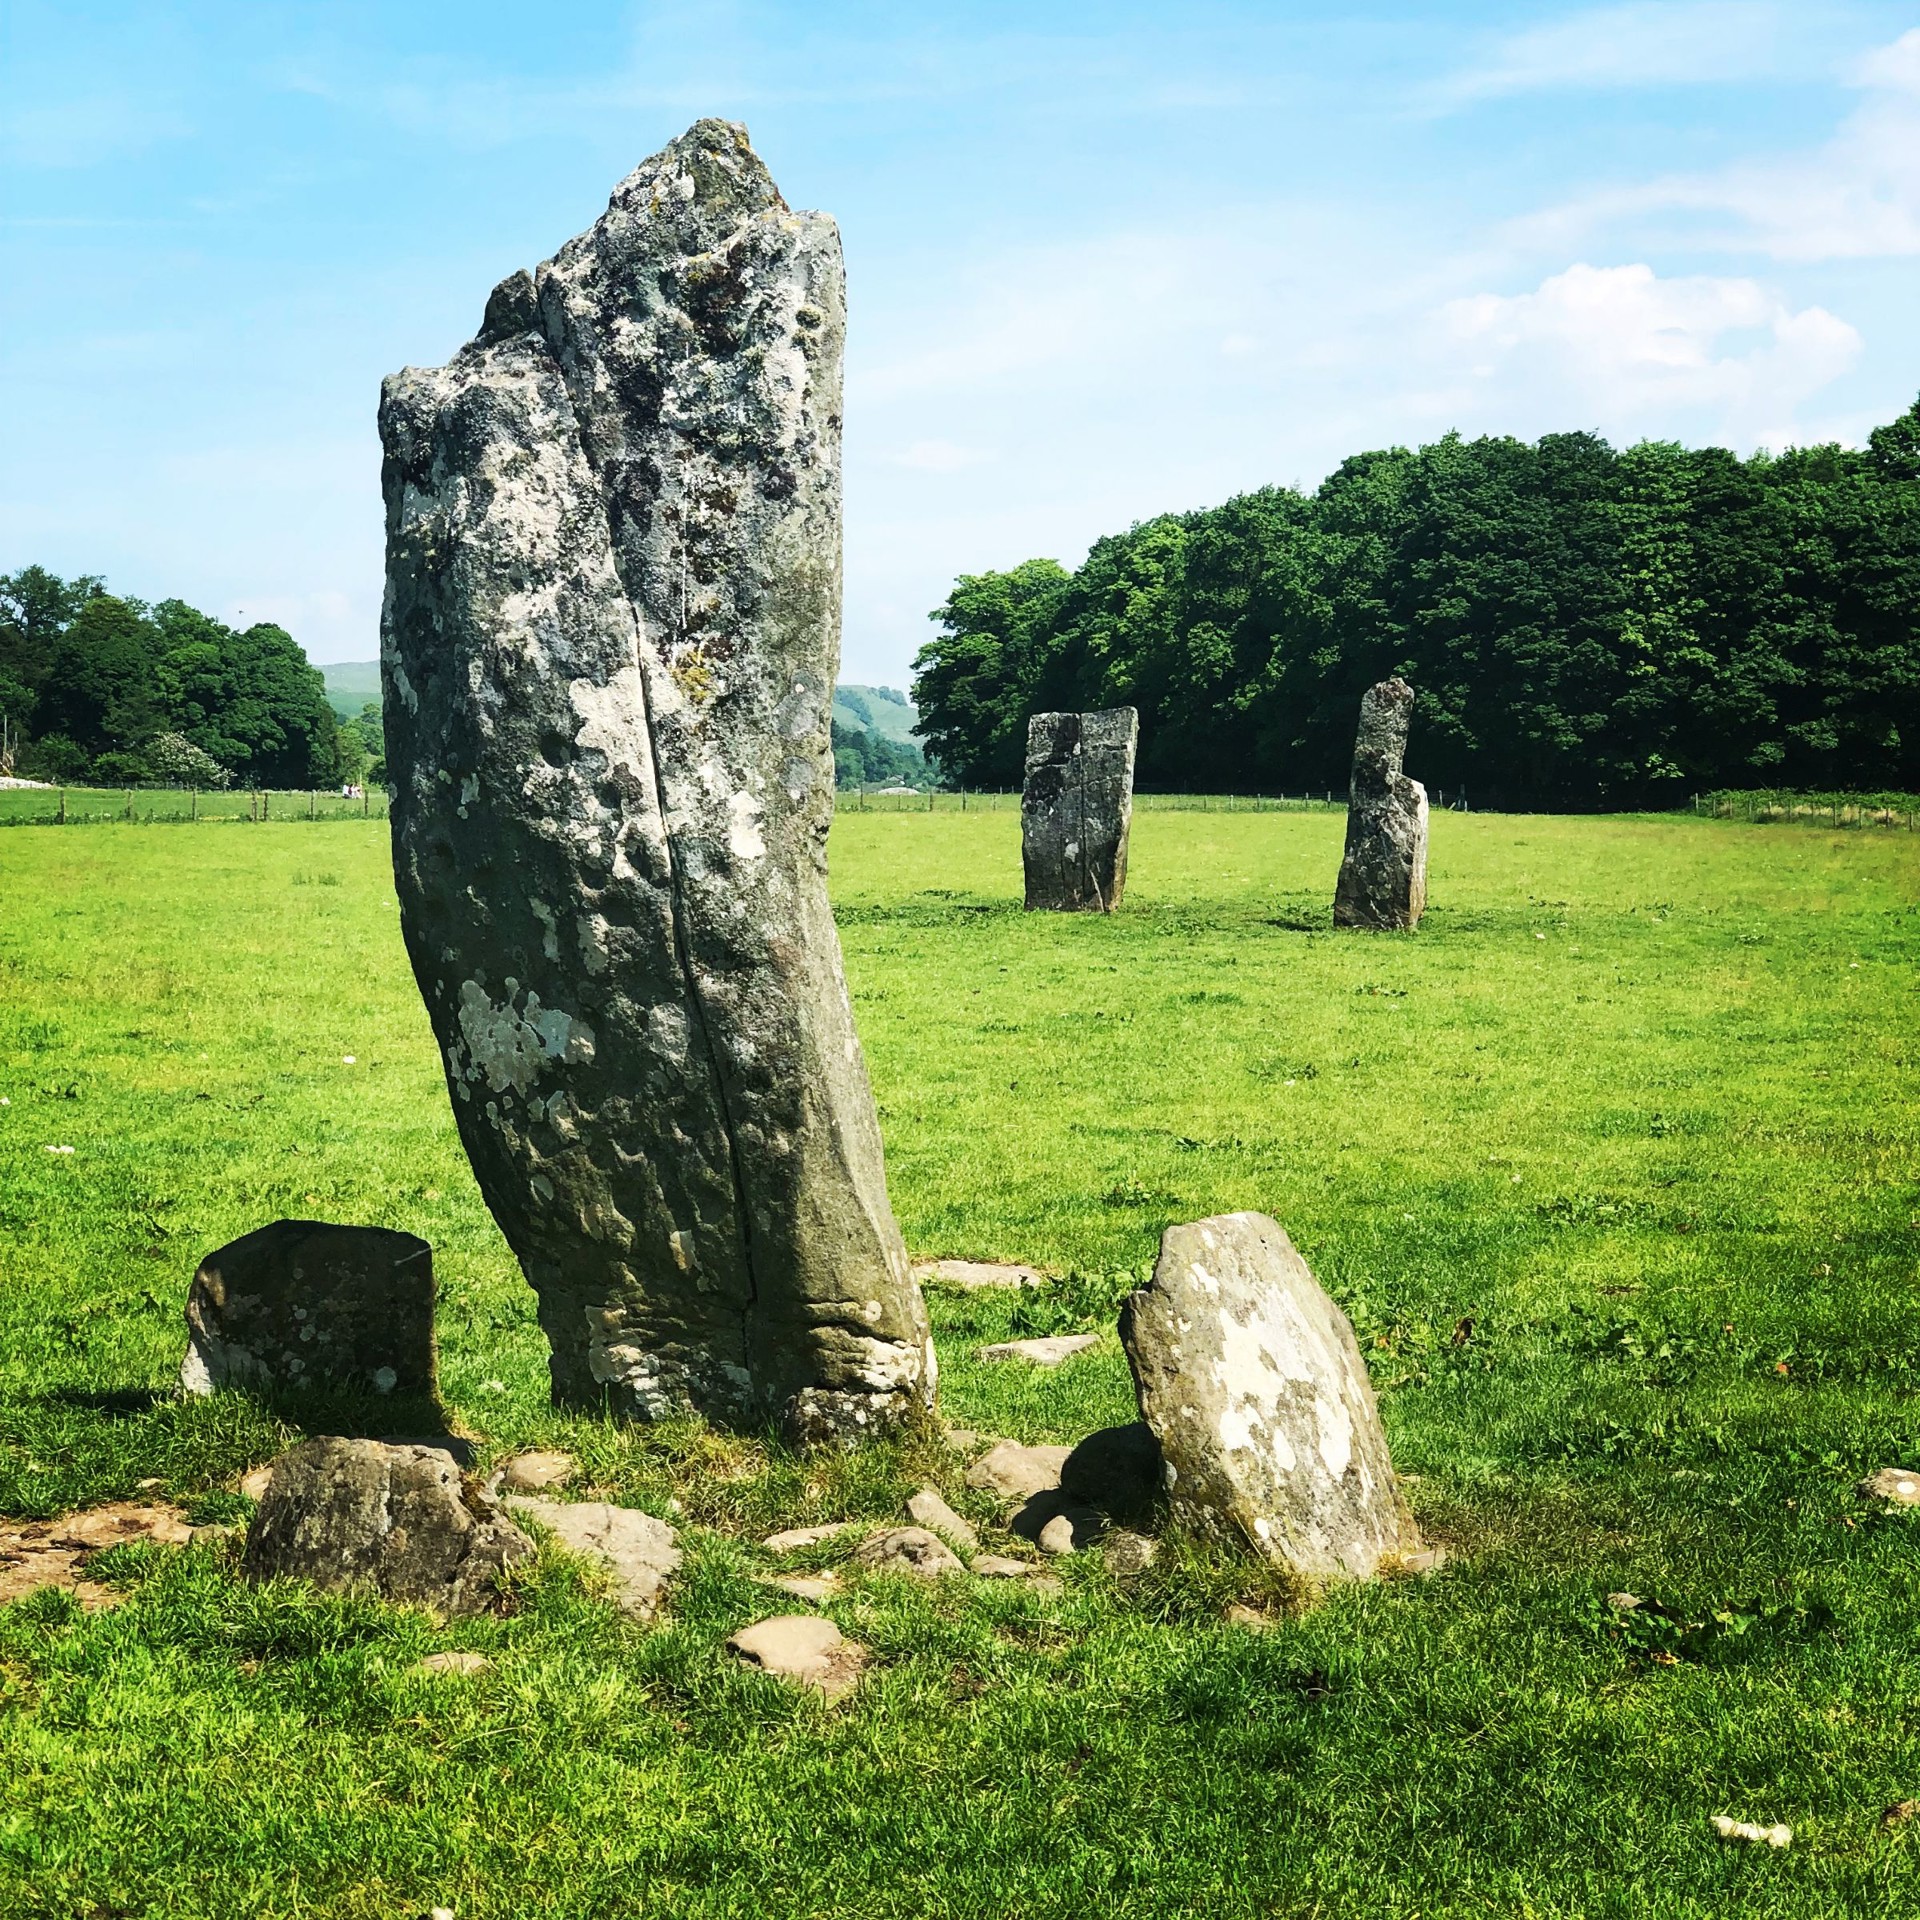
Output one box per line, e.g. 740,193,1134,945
965,1440,1073,1502
1390,1547,1447,1576
761,1520,867,1554
1037,1513,1082,1556
499,1450,577,1494
728,1615,867,1702
415,1650,491,1676
905,1488,979,1553
1224,1603,1276,1632
942,1428,982,1450
978,1335,1100,1367
913,1260,1046,1290
971,1554,1039,1578
504,1498,680,1616
238,1467,274,1502
1859,1468,1920,1506
850,1526,965,1578
755,1572,841,1603
1101,1530,1157,1576
0,1502,195,1610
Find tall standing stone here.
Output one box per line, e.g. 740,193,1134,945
1333,678,1427,931
377,120,933,1444
1022,708,1138,912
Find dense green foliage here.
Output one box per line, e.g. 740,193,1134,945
0,566,341,787
0,813,1916,1914
916,403,1920,807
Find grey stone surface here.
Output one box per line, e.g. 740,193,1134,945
1120,1212,1416,1579
416,1650,492,1676
1333,679,1428,931
497,1449,577,1493
978,1334,1100,1366
1021,708,1139,912
755,1571,840,1602
971,1554,1039,1578
964,1440,1073,1502
761,1520,865,1553
503,1496,680,1615
180,1220,435,1400
849,1526,965,1578
728,1614,866,1700
1859,1467,1920,1505
243,1438,531,1614
1101,1530,1158,1576
379,118,932,1445
913,1260,1045,1290
1019,1502,1104,1553
905,1487,979,1553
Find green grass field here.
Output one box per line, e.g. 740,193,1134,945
1,808,1917,1918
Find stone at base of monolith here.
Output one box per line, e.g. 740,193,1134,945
1119,1212,1416,1579
1333,678,1427,931
243,1438,531,1614
180,1220,435,1400
1022,708,1139,912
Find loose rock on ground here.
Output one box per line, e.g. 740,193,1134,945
727,1615,867,1701
503,1497,680,1615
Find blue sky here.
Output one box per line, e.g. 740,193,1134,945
4,2,1919,683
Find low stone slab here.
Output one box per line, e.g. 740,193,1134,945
978,1335,1100,1367
905,1488,979,1553
850,1527,965,1578
965,1441,1073,1502
181,1220,436,1400
0,1502,196,1612
755,1572,841,1603
761,1520,867,1554
498,1451,576,1494
243,1438,531,1615
503,1498,680,1616
728,1615,867,1701
1120,1211,1416,1579
1102,1530,1157,1576
415,1650,491,1676
913,1260,1046,1290
971,1554,1040,1578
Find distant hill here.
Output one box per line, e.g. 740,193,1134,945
320,661,382,719
832,684,920,745
323,661,923,750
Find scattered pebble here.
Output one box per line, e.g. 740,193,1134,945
341,1055,357,1065
1037,1514,1080,1556
415,1651,491,1677
971,1554,1039,1578
1712,1815,1791,1849
42,1144,73,1155
965,1440,1073,1502
761,1520,865,1554
978,1335,1100,1367
727,1615,867,1702
905,1487,978,1554
1101,1530,1157,1576
1858,1468,1920,1506
912,1259,1046,1290
498,1450,576,1494
1223,1603,1276,1632
479,1379,507,1394
1881,1800,1918,1829
755,1572,841,1603
942,1428,982,1450
238,1465,275,1501
1607,1591,1642,1611
850,1526,965,1579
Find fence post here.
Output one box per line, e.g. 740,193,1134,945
58,788,66,825
308,790,315,822
363,788,370,818
126,789,134,823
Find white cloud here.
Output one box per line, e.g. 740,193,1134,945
1436,2,1802,105
887,439,994,473
1436,262,1860,439
1516,27,1920,259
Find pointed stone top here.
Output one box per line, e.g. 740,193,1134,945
1353,678,1414,786
606,118,788,225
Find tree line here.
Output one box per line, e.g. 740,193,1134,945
0,567,363,788
912,399,1920,808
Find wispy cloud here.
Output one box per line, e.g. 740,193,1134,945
1510,27,1920,259
1434,1,1817,107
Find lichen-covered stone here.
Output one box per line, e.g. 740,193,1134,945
243,1438,531,1614
1119,1212,1416,1579
378,119,932,1443
1333,679,1427,931
180,1220,435,1401
1021,708,1138,912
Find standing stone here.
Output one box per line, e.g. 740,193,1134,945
378,120,932,1444
1022,708,1138,912
1119,1212,1417,1579
180,1220,435,1401
1333,679,1427,931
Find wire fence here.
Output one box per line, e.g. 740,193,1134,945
839,788,1377,814
1693,790,1920,830
0,785,388,827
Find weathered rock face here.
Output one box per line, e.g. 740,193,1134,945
1022,708,1138,912
1333,679,1427,931
1119,1212,1416,1579
180,1221,435,1401
378,120,932,1443
243,1438,532,1614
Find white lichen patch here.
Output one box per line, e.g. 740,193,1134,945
456,980,595,1095
728,788,766,861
